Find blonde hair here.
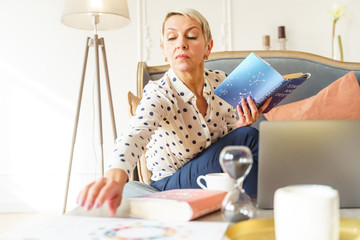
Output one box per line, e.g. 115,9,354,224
160,8,212,44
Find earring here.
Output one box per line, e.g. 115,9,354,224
204,55,208,60
165,57,168,62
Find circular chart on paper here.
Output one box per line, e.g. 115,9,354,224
92,223,178,240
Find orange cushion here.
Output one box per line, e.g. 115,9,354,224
264,71,360,120
128,91,141,116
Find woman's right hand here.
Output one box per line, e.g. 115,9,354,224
77,169,128,215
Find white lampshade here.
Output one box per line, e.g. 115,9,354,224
61,0,130,31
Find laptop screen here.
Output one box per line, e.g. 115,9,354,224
257,119,360,209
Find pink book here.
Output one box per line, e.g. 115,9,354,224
128,189,227,221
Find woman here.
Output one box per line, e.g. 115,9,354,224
77,8,271,215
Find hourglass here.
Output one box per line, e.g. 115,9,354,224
219,145,255,222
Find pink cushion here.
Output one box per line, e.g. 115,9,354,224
264,71,360,120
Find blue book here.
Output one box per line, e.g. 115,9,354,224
214,52,311,113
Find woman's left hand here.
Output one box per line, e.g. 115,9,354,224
235,96,272,128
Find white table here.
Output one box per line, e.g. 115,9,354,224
2,203,359,240
67,198,360,221
66,203,360,240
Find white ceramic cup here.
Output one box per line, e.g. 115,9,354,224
196,173,236,192
274,185,340,240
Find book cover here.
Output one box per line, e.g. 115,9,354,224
214,52,310,113
128,189,227,221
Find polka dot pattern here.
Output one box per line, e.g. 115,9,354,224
108,68,238,180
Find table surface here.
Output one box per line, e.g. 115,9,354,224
66,198,360,221
2,201,360,240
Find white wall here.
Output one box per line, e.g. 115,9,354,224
1,0,359,213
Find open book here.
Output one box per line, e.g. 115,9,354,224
128,189,227,221
214,52,311,113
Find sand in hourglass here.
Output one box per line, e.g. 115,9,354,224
222,160,252,181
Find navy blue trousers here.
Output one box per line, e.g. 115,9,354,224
150,126,259,196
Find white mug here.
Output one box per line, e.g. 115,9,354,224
196,173,236,192
274,184,340,240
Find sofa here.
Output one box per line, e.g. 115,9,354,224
123,50,360,198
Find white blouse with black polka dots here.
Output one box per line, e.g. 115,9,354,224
108,68,238,181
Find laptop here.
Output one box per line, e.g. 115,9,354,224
257,119,360,209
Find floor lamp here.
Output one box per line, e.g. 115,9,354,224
61,0,130,214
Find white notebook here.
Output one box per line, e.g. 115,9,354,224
1,215,229,240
